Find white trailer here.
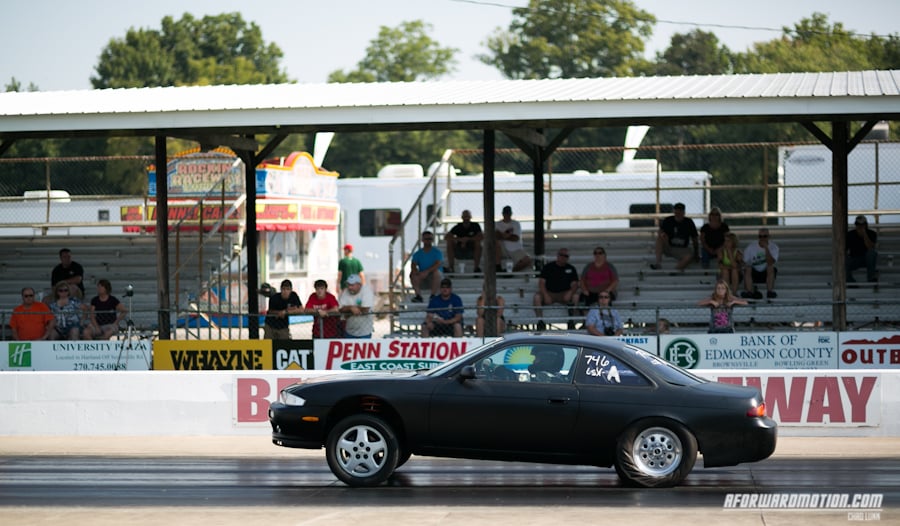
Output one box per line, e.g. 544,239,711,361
337,161,711,293
778,142,900,226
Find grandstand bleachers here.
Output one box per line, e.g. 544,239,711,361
390,224,900,335
0,235,215,334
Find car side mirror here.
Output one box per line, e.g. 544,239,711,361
459,365,477,381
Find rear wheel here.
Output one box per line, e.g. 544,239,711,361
325,414,399,487
614,420,697,488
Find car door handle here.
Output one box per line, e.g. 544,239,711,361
547,397,571,404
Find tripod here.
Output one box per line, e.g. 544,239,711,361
116,284,151,370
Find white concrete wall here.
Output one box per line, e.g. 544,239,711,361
1,370,898,437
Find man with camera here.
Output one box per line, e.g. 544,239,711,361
585,292,623,336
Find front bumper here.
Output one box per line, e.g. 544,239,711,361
268,401,327,450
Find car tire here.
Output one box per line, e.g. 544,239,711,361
325,414,400,487
614,419,697,488
395,448,412,469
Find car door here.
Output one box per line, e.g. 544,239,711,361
427,343,580,454
569,345,659,456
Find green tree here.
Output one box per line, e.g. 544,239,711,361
328,20,458,83
735,13,898,73
92,12,288,88
653,30,733,76
325,20,476,177
479,0,655,79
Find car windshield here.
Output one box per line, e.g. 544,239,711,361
425,338,501,376
630,347,707,386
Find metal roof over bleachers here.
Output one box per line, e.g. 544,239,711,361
1,70,899,139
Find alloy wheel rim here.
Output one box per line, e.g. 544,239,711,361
336,424,388,477
631,426,683,477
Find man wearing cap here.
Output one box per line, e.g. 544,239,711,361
847,215,878,283
650,202,699,272
337,244,365,291
339,274,375,338
264,279,302,340
445,209,483,273
495,205,532,272
422,278,464,337
533,248,579,330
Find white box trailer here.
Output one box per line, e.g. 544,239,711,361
778,142,900,226
337,162,711,293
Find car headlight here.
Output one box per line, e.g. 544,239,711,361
278,390,307,406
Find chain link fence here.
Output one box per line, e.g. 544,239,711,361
2,143,899,338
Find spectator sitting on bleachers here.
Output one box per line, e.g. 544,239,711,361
650,202,699,272
48,281,86,341
51,248,85,299
422,278,464,337
578,246,619,312
10,287,55,341
495,205,532,272
476,286,506,337
410,230,443,303
445,210,483,273
533,248,579,331
698,279,747,334
82,279,127,340
700,207,730,270
741,228,779,299
847,215,879,283
718,232,743,293
584,292,623,336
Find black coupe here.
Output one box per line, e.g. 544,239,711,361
269,332,777,488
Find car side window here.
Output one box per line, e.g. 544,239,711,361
474,344,578,383
575,349,650,386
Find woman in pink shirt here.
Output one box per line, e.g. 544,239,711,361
579,247,619,309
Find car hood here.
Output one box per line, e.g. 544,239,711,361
297,370,420,386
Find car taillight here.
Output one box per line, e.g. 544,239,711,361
747,403,766,418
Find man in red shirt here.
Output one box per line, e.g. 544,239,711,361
303,279,341,338
10,287,55,340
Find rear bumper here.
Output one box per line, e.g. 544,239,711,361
701,417,778,467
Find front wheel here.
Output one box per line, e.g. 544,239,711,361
614,420,697,488
325,414,400,487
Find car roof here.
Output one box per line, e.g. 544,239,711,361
496,331,630,350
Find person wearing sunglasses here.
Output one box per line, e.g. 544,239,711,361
585,292,623,337
49,282,86,340
533,248,579,330
10,287,55,341
741,228,779,300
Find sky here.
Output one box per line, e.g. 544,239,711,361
3,0,899,91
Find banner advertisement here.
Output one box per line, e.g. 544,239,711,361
660,332,839,369
614,334,657,354
1,340,152,371
839,332,900,368
153,340,272,370
313,337,489,370
705,372,881,427
272,339,314,370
